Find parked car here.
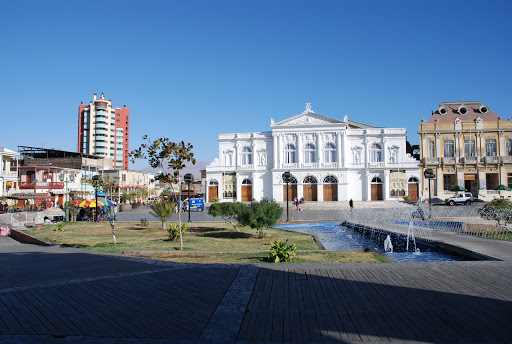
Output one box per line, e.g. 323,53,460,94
445,192,474,206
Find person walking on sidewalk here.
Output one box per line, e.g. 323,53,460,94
349,199,354,211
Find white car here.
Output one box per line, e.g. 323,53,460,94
445,192,474,206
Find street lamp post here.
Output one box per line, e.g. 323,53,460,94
92,175,99,222
282,171,292,221
184,173,194,222
424,169,436,219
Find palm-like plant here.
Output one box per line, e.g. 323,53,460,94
149,201,176,229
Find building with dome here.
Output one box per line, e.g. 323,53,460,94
205,104,420,203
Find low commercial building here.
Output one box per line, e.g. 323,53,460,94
0,147,20,201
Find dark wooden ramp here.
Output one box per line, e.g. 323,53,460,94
239,262,512,343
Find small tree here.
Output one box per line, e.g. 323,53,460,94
149,201,176,229
208,202,244,231
130,136,196,250
238,199,283,238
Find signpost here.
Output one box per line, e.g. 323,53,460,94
184,173,194,222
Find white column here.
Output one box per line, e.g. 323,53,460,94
337,132,343,167
273,135,278,168
317,133,322,165
297,134,303,167
277,135,281,169
383,170,390,200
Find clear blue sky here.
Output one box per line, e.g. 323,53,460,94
1,0,511,169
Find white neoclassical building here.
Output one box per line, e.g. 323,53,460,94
206,104,420,203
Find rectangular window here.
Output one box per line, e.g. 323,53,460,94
485,139,497,156
428,141,435,158
464,139,475,157
443,174,456,190
508,173,512,188
324,150,335,163
443,140,454,157
507,139,512,156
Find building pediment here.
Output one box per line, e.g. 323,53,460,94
271,108,346,129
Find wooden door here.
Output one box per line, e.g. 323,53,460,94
241,185,252,202
303,184,318,201
283,185,297,202
323,184,338,201
408,183,418,201
371,184,383,200
208,186,218,202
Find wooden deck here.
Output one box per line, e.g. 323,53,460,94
1,236,512,343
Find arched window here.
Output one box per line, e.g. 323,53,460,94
209,179,218,186
323,175,337,184
241,147,252,165
284,144,296,163
324,143,336,163
370,143,382,162
408,177,419,183
371,177,383,183
289,177,297,184
303,176,317,184
304,143,315,163
242,179,252,185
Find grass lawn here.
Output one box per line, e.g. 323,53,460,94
26,221,389,264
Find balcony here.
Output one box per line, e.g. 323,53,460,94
0,171,18,178
461,157,478,164
442,157,456,165
367,162,384,168
300,163,318,169
282,163,297,169
321,162,338,168
501,156,512,164
423,157,440,165
238,164,254,170
484,156,499,164
19,182,65,190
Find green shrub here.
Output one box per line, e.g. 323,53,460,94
168,222,189,241
208,202,244,231
140,218,149,227
212,197,220,203
237,199,283,238
267,240,297,263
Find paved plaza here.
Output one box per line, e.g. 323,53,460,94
2,202,512,343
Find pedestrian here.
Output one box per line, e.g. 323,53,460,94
349,198,354,211
300,197,305,204
294,197,299,211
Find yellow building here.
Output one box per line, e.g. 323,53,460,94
418,101,512,202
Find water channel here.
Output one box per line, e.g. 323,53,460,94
275,222,468,262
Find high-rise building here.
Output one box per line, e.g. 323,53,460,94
78,93,129,170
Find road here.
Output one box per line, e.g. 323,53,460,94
117,201,486,223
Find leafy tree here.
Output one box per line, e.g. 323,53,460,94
130,136,196,250
208,202,245,231
149,201,176,229
237,199,283,238
478,198,512,229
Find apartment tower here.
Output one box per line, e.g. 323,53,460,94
78,93,129,170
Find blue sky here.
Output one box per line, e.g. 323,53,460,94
1,0,511,169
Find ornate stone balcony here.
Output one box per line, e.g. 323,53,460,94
300,163,318,169
368,162,384,168
282,163,297,169
461,157,478,164
423,157,440,165
484,156,499,164
442,157,456,165
321,162,338,168
238,164,254,170
501,156,512,164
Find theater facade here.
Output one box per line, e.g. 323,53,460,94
205,104,420,202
